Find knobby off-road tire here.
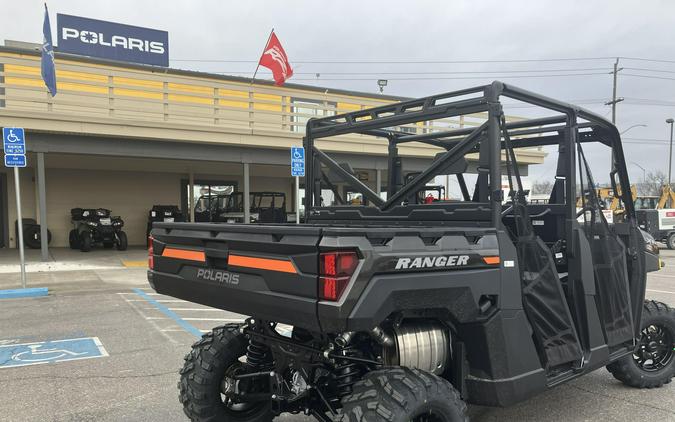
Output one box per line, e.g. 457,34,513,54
607,300,675,388
179,324,273,422
69,229,79,249
116,231,128,251
80,233,92,252
340,367,468,422
667,233,675,250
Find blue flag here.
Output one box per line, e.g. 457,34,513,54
41,4,57,96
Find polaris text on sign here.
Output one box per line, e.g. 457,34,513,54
57,14,169,67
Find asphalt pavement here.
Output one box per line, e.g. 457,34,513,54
0,248,674,421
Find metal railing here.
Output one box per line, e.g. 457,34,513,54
0,52,524,158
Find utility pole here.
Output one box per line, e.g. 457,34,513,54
605,58,624,124
667,118,674,193
605,58,624,173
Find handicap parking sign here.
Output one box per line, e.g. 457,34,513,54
3,127,27,168
4,154,26,167
291,146,305,177
0,337,108,369
3,128,26,155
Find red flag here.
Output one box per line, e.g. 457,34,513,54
258,32,293,86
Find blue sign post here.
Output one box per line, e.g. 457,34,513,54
291,146,305,177
3,127,27,288
291,147,305,225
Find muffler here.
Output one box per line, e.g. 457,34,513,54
381,320,449,375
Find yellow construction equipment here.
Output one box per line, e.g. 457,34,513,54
576,185,637,216
656,185,675,209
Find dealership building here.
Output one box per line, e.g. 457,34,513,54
0,32,544,255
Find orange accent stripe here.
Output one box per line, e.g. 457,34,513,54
483,256,501,265
228,254,297,274
162,247,206,262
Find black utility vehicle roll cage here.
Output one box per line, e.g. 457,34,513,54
303,81,633,228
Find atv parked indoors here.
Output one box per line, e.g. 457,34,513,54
69,208,127,252
148,82,674,422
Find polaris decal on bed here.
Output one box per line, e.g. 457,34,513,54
395,255,470,270
196,268,240,285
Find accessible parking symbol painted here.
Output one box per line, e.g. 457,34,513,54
0,337,108,369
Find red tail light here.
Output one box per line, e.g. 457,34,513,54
319,251,358,301
148,236,154,270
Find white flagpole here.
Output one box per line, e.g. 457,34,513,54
250,28,275,85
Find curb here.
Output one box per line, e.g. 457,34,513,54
0,287,49,299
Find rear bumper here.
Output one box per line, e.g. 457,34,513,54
148,270,321,331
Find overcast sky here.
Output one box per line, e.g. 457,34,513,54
3,0,675,184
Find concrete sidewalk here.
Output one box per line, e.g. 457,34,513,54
0,247,148,293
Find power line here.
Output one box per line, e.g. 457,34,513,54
620,56,675,65
622,73,675,81
624,67,675,74
210,67,611,76
170,55,675,65
623,137,671,142
171,56,616,64
289,72,609,81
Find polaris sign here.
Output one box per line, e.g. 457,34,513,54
57,14,168,67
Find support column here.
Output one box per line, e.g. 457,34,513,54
243,163,250,224
189,171,195,223
375,169,382,199
37,152,49,262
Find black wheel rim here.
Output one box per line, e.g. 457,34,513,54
634,323,675,372
413,411,447,422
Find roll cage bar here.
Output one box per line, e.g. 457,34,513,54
303,81,633,227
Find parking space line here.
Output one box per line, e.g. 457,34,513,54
646,288,675,295
120,298,187,303
183,318,244,322
131,288,202,338
167,308,225,311
650,273,675,279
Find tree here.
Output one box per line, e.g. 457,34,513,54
639,170,669,196
531,180,553,195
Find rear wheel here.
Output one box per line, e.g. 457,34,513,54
116,231,128,251
340,367,468,422
80,233,92,252
24,226,41,249
69,230,80,249
179,325,272,422
607,300,675,388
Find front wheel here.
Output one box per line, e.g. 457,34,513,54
668,233,675,250
607,300,675,388
116,231,128,251
340,367,468,422
179,325,273,422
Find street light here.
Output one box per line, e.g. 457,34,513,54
630,161,646,182
377,79,388,94
620,124,647,135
